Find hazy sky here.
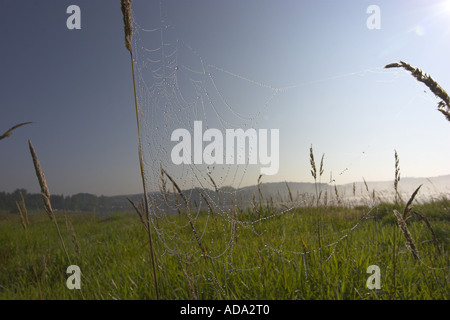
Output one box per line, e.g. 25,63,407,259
1,0,450,196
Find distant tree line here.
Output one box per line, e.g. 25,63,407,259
0,189,131,214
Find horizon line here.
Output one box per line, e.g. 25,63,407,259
3,173,449,198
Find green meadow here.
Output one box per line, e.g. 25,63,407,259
1,197,448,300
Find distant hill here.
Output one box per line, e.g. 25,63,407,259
1,175,449,214
209,174,450,207
338,174,450,203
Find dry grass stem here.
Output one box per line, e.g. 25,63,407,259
334,185,340,204
16,201,27,231
197,188,215,216
0,122,33,141
411,210,441,255
257,174,263,202
163,169,207,260
159,165,169,201
127,197,149,233
29,140,54,221
20,192,29,226
207,173,218,193
392,185,423,261
162,168,189,207
309,145,317,181
285,181,293,203
363,177,369,194
402,185,422,218
393,209,420,261
64,212,81,257
319,154,324,177
28,140,71,265
16,192,29,231
394,150,401,205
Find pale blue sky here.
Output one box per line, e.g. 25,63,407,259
1,0,449,196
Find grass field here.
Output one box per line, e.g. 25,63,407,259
1,197,448,300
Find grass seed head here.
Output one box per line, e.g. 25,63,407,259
121,0,133,53
393,209,420,261
28,140,54,220
385,61,450,123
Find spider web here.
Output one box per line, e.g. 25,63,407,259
126,1,447,298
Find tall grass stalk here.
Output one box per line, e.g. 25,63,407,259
394,185,436,299
28,140,71,266
391,150,401,298
309,145,325,246
16,192,29,231
394,150,401,206
121,0,159,299
64,211,81,258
